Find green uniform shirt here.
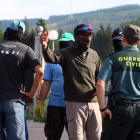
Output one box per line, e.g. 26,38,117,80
97,46,140,100
43,46,101,102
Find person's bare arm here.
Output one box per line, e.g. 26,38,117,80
39,80,51,102
21,65,44,101
96,79,112,121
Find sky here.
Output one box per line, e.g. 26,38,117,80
0,0,140,20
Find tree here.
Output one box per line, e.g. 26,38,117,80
36,18,47,31
57,29,63,39
21,16,30,46
23,16,30,37
28,28,36,49
0,22,4,41
91,24,113,61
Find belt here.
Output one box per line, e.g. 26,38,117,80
115,99,140,105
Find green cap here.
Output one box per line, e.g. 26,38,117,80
58,32,75,42
123,24,140,40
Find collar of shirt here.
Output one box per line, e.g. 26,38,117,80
72,45,89,56
122,46,139,51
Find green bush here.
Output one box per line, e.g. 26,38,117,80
25,99,49,122
25,103,34,120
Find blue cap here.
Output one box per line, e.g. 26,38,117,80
9,20,25,33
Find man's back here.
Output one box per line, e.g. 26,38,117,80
108,47,140,100
0,19,43,140
96,24,140,140
0,40,39,103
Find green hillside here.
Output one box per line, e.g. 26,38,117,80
0,4,140,33
46,4,140,32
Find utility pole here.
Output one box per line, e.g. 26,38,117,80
33,26,45,120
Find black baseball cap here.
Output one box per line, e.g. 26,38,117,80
112,27,123,40
74,24,94,36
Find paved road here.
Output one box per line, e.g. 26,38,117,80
27,121,86,140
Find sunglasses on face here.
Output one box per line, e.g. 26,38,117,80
75,26,93,34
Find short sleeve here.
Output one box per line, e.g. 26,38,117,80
43,63,52,82
97,57,113,83
26,47,40,71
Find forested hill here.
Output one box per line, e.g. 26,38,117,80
1,4,140,32
46,4,140,32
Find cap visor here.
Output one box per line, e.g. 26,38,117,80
58,38,70,42
112,36,123,40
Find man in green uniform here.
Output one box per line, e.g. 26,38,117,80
96,24,140,140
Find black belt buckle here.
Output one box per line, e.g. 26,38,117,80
123,99,131,106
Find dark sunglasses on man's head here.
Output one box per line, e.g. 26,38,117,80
75,27,92,34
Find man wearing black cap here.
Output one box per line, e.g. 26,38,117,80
0,20,43,140
96,24,140,140
40,24,102,140
112,27,123,52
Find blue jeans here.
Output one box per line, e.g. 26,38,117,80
1,123,7,140
0,101,26,140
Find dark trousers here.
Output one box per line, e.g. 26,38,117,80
44,106,68,140
101,104,140,140
2,123,7,140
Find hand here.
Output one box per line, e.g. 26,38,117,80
35,100,45,118
20,90,34,102
101,108,112,121
93,92,97,96
40,31,49,49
